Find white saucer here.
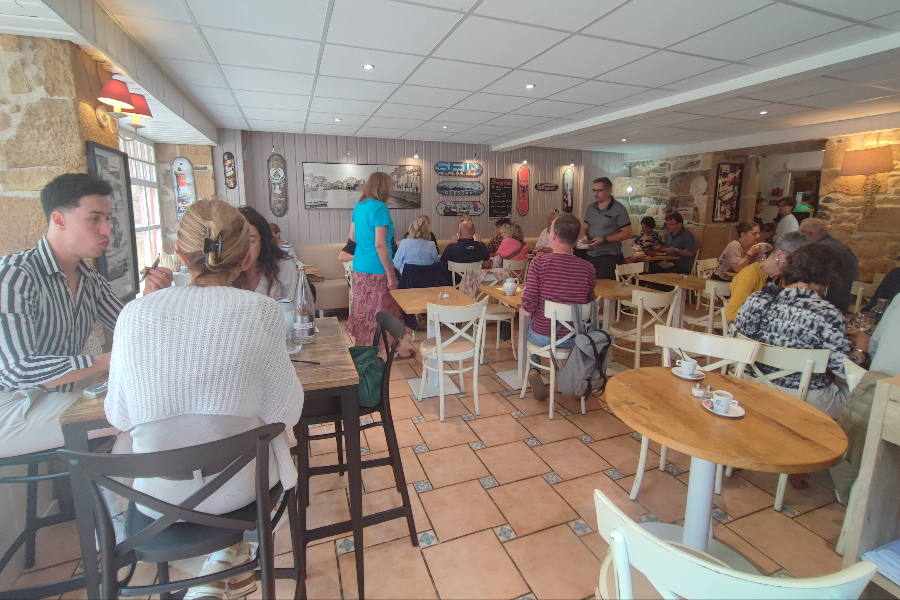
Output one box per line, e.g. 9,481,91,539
671,367,705,381
702,399,745,418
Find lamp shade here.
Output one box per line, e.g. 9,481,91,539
123,94,152,119
97,78,133,110
840,146,894,176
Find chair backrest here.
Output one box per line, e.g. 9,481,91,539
705,279,732,333
374,311,405,407
631,289,677,335
447,261,483,289
503,259,529,283
872,272,886,286
426,298,488,360
694,257,717,278
844,357,867,393
735,333,831,401
851,280,878,314
593,489,876,600
616,262,644,283
656,325,759,373
343,261,353,306
543,301,595,349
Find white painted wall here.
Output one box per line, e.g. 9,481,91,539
757,151,825,202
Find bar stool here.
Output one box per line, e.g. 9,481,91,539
293,312,417,599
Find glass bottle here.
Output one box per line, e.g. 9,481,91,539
873,298,891,324
281,299,302,354
293,266,316,344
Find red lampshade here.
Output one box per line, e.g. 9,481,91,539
97,78,133,111
123,94,152,119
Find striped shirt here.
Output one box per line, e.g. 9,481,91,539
522,253,596,336
0,236,122,392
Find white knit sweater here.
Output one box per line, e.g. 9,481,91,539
106,286,304,489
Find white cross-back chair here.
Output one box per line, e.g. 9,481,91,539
503,259,528,283
834,358,867,557
691,256,717,307
447,261,483,290
850,281,878,315
418,298,487,422
593,489,876,600
682,279,731,335
628,326,760,501
343,261,353,316
609,289,677,369
614,263,644,321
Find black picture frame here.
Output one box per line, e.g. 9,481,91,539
85,141,139,303
713,163,743,223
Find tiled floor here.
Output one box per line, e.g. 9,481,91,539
13,318,849,599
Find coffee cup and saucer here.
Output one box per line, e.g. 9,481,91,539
671,358,704,381
702,390,745,418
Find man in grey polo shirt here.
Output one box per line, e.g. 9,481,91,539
580,177,632,280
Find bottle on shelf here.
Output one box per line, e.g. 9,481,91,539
293,265,316,344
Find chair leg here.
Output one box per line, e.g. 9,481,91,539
520,354,531,399
458,361,465,394
509,318,516,360
285,488,304,600
548,361,556,420
381,412,418,546
473,358,480,417
580,395,586,415
24,463,38,569
715,464,723,495
658,446,667,470
495,320,500,350
480,330,486,364
335,419,345,477
774,474,787,511
724,466,733,477
438,361,446,422
157,563,170,600
416,365,428,402
835,481,856,556
630,436,650,500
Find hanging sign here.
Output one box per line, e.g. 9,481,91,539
436,201,485,216
173,157,196,222
223,151,237,189
517,165,530,216
534,183,558,191
562,168,574,213
268,153,287,217
489,178,512,219
436,181,485,196
433,161,483,177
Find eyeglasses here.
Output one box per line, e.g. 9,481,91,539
249,238,261,246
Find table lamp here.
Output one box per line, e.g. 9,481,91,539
840,145,894,215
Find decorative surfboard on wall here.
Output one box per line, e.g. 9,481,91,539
517,165,529,216
433,161,483,177
562,168,575,213
173,157,196,222
437,181,485,196
268,153,287,217
534,183,558,191
436,200,485,216
223,151,237,189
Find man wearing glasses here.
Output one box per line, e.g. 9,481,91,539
580,177,632,280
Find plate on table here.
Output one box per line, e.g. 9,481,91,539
671,367,705,381
702,398,745,418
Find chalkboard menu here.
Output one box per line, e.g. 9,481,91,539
489,178,512,218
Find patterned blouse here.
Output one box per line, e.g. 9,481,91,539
634,231,663,249
734,284,850,390
486,233,504,254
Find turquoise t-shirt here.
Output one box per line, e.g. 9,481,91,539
351,198,394,274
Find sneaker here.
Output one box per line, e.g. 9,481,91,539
529,370,549,401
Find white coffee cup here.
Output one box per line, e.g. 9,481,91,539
712,390,738,414
759,242,769,254
676,359,698,376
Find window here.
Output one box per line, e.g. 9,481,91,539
119,138,160,285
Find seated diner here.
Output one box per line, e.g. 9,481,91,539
712,221,761,281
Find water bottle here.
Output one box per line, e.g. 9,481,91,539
293,266,316,344
280,299,302,354
873,298,890,325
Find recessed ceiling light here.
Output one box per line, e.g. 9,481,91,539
334,118,341,122
363,64,374,70
570,162,575,166
523,159,527,164
442,126,448,129
525,84,535,89
621,138,627,142
759,110,768,115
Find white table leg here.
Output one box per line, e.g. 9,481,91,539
602,298,612,332
682,456,716,552
496,307,530,390
672,287,685,328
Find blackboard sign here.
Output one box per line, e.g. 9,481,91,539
489,178,512,218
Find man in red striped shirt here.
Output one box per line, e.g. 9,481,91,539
522,213,596,399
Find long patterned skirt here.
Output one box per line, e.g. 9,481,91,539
346,270,403,346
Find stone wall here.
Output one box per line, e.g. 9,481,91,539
819,129,900,279
154,143,215,252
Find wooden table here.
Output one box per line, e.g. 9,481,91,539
606,367,847,553
637,273,709,328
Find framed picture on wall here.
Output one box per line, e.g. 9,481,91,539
713,163,743,222
86,141,140,303
301,162,421,209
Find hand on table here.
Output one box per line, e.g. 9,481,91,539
143,267,173,294
849,332,871,352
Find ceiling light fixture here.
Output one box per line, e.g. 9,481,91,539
96,79,151,141
123,93,152,129
363,64,374,70
334,118,341,122
413,149,419,159
525,84,535,89
621,138,627,142
442,126,448,129
759,110,768,115
522,159,527,164
570,161,575,166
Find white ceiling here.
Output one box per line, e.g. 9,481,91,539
85,0,900,155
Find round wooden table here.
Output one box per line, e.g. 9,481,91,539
606,367,848,552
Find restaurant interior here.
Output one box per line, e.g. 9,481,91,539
1,0,900,598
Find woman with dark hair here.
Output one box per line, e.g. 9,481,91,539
734,243,851,418
712,221,761,281
634,216,663,250
235,207,297,301
486,217,511,254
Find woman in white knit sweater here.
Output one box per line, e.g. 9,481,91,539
106,199,303,600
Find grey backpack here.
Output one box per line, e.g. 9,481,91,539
553,301,612,398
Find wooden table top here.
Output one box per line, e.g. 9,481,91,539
480,284,523,309
390,286,475,314
478,279,637,310
642,255,674,261
638,272,709,291
59,393,106,427
606,367,848,473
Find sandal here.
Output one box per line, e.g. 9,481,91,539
225,541,257,600
183,547,235,600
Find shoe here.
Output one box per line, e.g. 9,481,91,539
529,370,549,401
184,547,235,600
225,542,257,600
788,473,808,490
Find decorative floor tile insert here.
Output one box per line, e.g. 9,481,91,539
774,569,796,579
461,413,475,421
492,373,501,379
630,432,642,441
412,416,426,424
511,411,525,418
524,437,541,447
360,417,373,425
337,537,355,554
309,423,321,428
781,505,800,517
603,407,613,414
542,472,563,485
559,409,572,416
664,463,685,476
603,468,625,481
634,514,660,523
483,357,492,364
418,530,439,548
494,524,518,542
712,508,733,523
469,441,486,451
569,519,591,535
414,480,434,493
479,476,499,490
579,435,595,444
360,447,369,456
498,390,512,396
413,444,429,453
458,392,468,398
514,595,536,600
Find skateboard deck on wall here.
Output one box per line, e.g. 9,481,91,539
517,165,529,216
268,153,287,217
562,168,574,213
534,183,558,191
436,181,485,196
433,161,483,177
223,151,237,189
173,157,196,222
436,201,485,216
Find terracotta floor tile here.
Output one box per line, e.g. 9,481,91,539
553,392,602,414
647,440,693,473
423,530,529,600
416,394,470,421
505,525,601,600
466,414,532,446
361,452,398,494
363,425,389,454
726,510,842,578
307,488,350,532
458,391,516,417
588,434,659,477
338,538,437,600
736,470,836,514
417,443,490,488
616,469,687,523
11,560,78,591
462,374,508,394
489,476,578,536
706,470,776,518
398,446,427,483
419,480,506,542
415,417,478,450
360,487,417,548
711,522,781,575
488,359,520,374
389,363,417,380
517,413,586,444
389,379,414,399
386,396,422,421
580,531,610,561
300,542,341,600
565,409,632,441
477,441,551,485
406,483,432,533
391,418,425,448
534,438,612,481
308,452,349,494
27,520,82,571
506,393,554,417
794,502,846,545
482,348,515,362
555,472,648,523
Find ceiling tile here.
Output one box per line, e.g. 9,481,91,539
547,80,648,104
443,133,497,143
664,63,761,92
101,0,191,19
521,35,654,78
459,124,521,136
187,0,328,40
598,52,727,87
722,102,816,120
388,84,470,107
743,25,885,68
405,58,509,91
313,76,398,101
233,90,309,110
412,121,472,132
527,118,577,132
681,97,769,116
452,93,535,112
480,70,584,98
186,85,234,106
309,97,381,116
711,121,785,136
741,76,852,102
675,116,747,131
161,58,228,88
355,126,413,138
603,88,678,108
409,0,475,9
796,85,900,109
319,45,422,83
483,113,552,128
474,0,628,32
364,116,426,129
206,104,244,119
432,15,567,68
790,0,899,20
327,0,460,54
221,66,314,95
307,112,368,126
302,123,361,135
374,103,445,120
634,112,705,126
511,99,593,118
871,11,900,30
669,4,848,62
437,108,503,124
242,106,306,122
829,59,900,85
561,105,617,120
249,122,307,133
117,16,212,61
202,28,320,73
216,117,249,129
872,77,900,92
401,131,453,141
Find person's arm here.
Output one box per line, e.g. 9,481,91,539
727,272,754,322
427,241,439,264
605,224,633,244
374,226,396,288
392,240,407,272
142,267,173,294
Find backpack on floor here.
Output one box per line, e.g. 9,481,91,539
553,301,612,398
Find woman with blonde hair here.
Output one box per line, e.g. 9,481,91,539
394,215,439,275
105,198,303,600
491,221,529,263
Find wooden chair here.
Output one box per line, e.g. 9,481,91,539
447,261,483,290
593,488,876,599
343,261,353,316
629,326,760,501
609,289,677,369
851,281,878,314
503,259,528,283
519,301,595,419
614,263,644,321
682,279,731,335
418,298,488,421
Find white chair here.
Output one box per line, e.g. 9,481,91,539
736,334,832,511
343,261,353,316
691,257,718,309
503,258,528,283
629,326,760,501
480,299,517,363
834,358,867,557
519,301,594,419
609,289,677,369
682,279,731,335
872,272,886,286
614,263,644,321
447,261,483,290
850,281,878,315
418,298,487,422
593,489,876,600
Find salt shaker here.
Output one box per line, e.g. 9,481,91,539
691,383,704,397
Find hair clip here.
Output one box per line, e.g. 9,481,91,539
203,227,222,264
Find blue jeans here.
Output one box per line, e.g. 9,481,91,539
527,326,575,370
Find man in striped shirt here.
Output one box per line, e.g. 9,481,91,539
521,213,596,400
0,173,172,457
